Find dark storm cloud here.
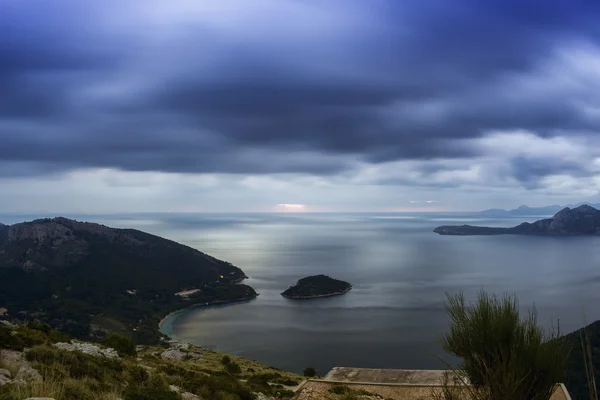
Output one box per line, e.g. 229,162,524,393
510,157,588,188
1,0,599,180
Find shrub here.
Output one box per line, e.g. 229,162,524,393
225,362,242,375
275,377,299,386
48,329,72,343
329,386,348,395
27,322,52,334
0,323,25,350
303,367,316,377
126,365,149,382
13,326,48,348
62,379,95,400
123,375,179,400
221,355,231,364
441,291,570,400
274,389,295,398
26,345,125,384
105,333,136,357
178,372,255,400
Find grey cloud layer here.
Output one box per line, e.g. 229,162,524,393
1,0,600,186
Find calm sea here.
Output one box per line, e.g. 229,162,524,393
3,212,600,375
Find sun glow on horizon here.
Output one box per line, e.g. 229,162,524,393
275,203,307,212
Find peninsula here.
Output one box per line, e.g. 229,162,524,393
0,217,257,344
281,274,352,299
434,205,600,236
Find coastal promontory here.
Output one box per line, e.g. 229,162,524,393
434,205,600,236
0,217,257,344
281,274,352,299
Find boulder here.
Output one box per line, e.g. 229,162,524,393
0,368,11,386
15,364,42,383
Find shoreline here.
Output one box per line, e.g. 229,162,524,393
281,286,352,300
158,295,258,336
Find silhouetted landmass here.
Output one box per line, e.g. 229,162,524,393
281,275,351,299
0,217,257,344
564,320,600,400
479,203,600,217
435,205,600,236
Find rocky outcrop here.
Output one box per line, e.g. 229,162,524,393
0,368,11,386
53,342,119,358
160,343,202,360
0,349,42,384
15,364,42,383
435,205,600,236
1,219,89,270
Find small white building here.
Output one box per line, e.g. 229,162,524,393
175,289,201,297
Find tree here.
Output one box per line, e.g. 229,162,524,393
303,367,316,377
441,291,570,400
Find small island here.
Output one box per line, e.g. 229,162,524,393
281,274,352,299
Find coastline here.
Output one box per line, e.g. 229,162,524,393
281,286,352,300
158,295,258,337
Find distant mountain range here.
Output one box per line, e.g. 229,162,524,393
0,217,257,343
435,205,600,235
479,202,600,217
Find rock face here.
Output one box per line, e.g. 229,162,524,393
54,342,119,358
434,205,600,236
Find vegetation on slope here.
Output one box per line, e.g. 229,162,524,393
0,217,257,344
564,320,600,400
281,275,351,299
0,322,301,400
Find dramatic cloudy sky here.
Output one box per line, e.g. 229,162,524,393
2,0,600,213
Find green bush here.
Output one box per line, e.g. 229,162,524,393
0,324,25,350
303,367,316,377
105,333,136,357
329,386,348,395
221,355,231,364
225,362,242,375
48,329,72,343
26,345,125,384
275,377,299,386
0,323,72,351
123,375,179,400
126,365,149,382
13,327,48,348
27,322,52,334
62,380,95,400
441,291,570,400
274,389,295,398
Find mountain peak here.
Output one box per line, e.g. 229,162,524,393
572,204,598,214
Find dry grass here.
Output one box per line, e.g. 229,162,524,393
4,375,65,399
579,322,598,400
138,345,302,383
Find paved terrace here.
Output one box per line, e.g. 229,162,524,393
294,367,572,400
